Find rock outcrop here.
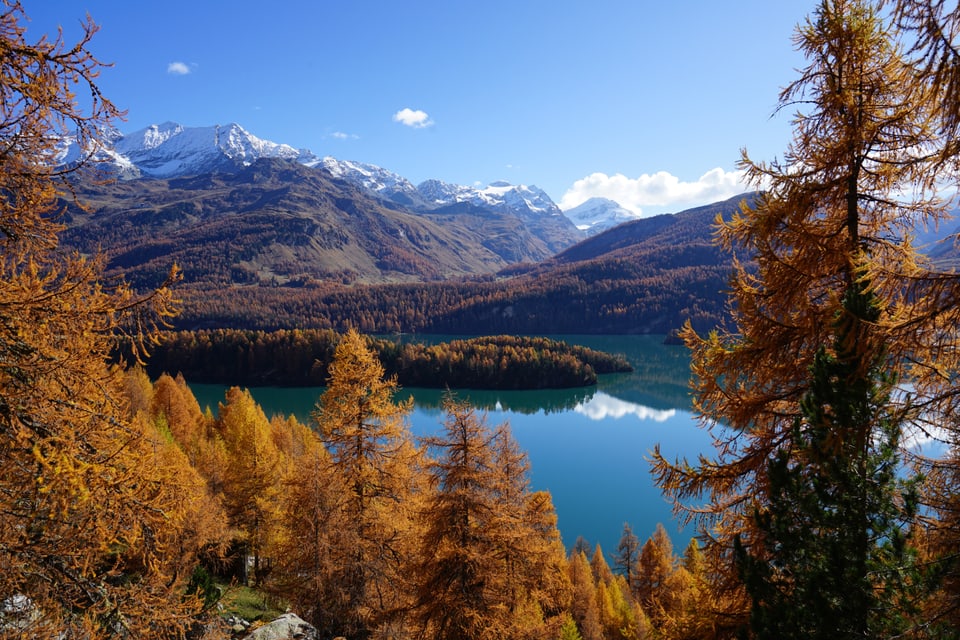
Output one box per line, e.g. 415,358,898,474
243,613,319,640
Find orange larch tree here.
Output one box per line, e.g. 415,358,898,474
311,328,422,639
652,0,951,635
0,1,208,636
567,550,604,640
415,395,569,640
888,0,960,626
265,430,350,630
216,387,283,587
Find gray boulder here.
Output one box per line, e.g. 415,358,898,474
244,613,319,640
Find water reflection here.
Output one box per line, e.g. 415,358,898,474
384,334,695,414
187,336,705,554
403,385,597,415
586,336,692,411
189,335,696,422
574,391,677,422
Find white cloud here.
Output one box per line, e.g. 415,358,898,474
167,61,191,75
392,107,433,128
330,131,359,140
559,167,750,217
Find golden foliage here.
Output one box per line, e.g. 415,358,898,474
652,0,960,633
888,2,960,622
216,387,284,586
0,2,209,635
568,551,604,640
414,395,572,640
264,435,349,628
305,328,422,639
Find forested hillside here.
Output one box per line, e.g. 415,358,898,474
59,152,746,335
169,195,742,335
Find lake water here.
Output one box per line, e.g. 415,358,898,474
188,335,714,557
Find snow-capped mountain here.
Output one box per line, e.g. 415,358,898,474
57,121,321,179
318,156,422,205
57,121,584,248
415,178,561,216
62,122,566,215
468,181,562,217
562,197,642,235
319,157,566,221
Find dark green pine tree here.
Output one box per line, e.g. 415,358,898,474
734,281,929,640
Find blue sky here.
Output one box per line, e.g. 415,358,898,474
28,1,811,216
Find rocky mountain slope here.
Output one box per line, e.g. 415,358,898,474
53,121,766,334
58,121,586,257
59,158,568,288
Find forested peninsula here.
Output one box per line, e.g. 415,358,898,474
135,329,633,389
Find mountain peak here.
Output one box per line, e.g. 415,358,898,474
56,121,322,180
56,121,582,245
563,197,641,235
134,121,185,150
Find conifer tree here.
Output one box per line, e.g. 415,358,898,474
614,522,641,594
124,400,231,604
567,551,604,640
735,282,926,639
659,538,715,640
151,373,210,466
658,565,700,640
0,2,203,635
572,536,592,558
414,395,510,640
590,544,615,585
650,0,948,634
559,612,585,640
312,328,420,639
415,394,566,640
266,436,351,630
217,387,283,586
636,523,675,625
490,421,534,616
596,573,648,640
518,490,573,624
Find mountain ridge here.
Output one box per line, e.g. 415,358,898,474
58,121,625,237
161,193,752,335
60,157,561,288
53,121,762,335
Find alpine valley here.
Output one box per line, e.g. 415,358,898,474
54,122,749,334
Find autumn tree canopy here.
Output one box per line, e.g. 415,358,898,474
415,394,571,640
889,0,960,626
652,0,955,635
310,328,423,640
0,1,206,637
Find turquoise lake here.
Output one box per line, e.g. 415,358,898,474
188,335,715,557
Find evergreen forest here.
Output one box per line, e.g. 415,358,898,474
129,329,633,389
